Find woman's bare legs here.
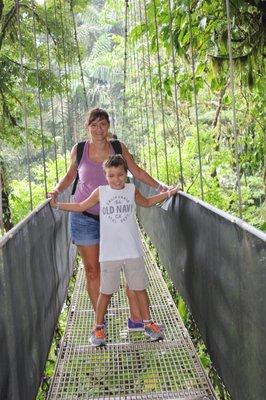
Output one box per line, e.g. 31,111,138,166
77,244,100,311
77,244,142,320
96,293,112,325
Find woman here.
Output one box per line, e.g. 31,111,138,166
49,108,168,329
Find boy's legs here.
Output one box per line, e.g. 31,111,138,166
124,258,164,341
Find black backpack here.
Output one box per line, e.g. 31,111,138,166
71,139,122,195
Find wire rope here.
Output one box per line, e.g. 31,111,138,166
58,0,72,146
16,0,33,210
188,6,204,199
70,0,88,110
122,0,129,142
167,0,184,189
43,0,59,182
143,2,159,178
30,0,48,195
132,0,145,167
152,0,169,184
52,0,68,171
225,0,243,217
137,0,152,174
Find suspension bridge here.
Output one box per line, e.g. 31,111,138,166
0,1,265,400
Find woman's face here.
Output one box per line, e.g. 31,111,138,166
88,117,109,141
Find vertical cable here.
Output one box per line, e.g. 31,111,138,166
132,0,145,166
52,0,68,171
70,0,88,110
143,2,159,178
225,0,243,217
167,0,184,189
188,7,204,199
122,0,129,141
16,0,33,209
152,0,169,184
43,0,59,182
138,0,152,174
30,0,48,195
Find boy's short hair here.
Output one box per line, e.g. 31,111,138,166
103,155,128,173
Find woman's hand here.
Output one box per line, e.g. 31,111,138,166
49,197,57,208
47,188,60,199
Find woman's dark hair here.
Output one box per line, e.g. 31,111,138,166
85,107,110,128
103,155,128,173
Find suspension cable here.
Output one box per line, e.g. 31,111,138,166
143,2,159,178
167,0,184,189
188,7,204,199
122,0,129,141
70,0,88,110
58,0,72,147
138,0,152,174
16,0,33,210
30,0,48,195
52,0,68,171
127,2,138,156
43,0,59,182
152,0,169,184
225,0,243,218
132,0,145,167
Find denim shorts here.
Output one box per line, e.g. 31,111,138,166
70,212,100,246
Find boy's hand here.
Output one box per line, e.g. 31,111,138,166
168,186,179,197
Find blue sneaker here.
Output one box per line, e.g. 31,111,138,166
127,318,144,332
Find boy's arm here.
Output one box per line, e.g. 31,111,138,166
135,187,179,208
50,188,100,212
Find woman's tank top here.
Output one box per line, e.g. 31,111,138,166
74,141,115,215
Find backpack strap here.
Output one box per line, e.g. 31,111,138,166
71,141,86,195
110,139,122,154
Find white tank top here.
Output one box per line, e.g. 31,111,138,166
99,183,144,262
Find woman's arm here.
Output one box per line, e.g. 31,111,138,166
47,144,78,198
121,142,168,191
50,188,100,212
135,187,179,208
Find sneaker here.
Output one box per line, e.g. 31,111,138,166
90,326,107,347
144,322,164,341
127,318,144,332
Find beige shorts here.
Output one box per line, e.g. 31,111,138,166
100,257,149,295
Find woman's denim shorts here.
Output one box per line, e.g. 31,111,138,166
70,212,100,246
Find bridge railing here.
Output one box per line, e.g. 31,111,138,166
136,180,266,400
0,191,75,400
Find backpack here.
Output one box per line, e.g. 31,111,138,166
71,139,122,195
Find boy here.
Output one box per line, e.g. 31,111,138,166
50,155,179,346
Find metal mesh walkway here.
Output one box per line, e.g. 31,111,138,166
47,236,217,400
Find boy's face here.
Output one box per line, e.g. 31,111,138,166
105,165,127,190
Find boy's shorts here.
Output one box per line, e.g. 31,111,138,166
100,257,148,294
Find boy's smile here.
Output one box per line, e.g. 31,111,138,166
105,166,127,190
